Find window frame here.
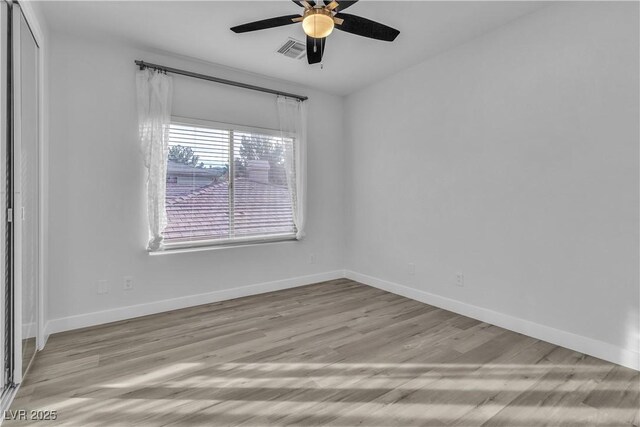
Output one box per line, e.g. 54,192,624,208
158,116,298,252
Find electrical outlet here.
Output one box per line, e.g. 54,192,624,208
310,253,317,264
407,263,415,276
455,272,464,287
123,276,134,291
97,280,109,295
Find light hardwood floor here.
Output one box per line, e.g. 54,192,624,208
7,279,640,426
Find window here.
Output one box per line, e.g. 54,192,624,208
163,117,297,248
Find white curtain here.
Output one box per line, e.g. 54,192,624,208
136,69,173,250
277,96,308,240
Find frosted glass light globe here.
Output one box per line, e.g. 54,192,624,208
302,10,334,39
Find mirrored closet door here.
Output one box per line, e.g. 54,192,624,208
0,0,9,396
12,1,40,382
0,0,40,395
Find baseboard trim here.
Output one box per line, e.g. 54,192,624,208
46,270,346,336
345,270,640,371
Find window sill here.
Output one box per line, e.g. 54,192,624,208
148,234,298,256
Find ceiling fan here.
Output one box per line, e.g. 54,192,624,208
230,0,400,65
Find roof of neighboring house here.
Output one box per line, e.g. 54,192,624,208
167,161,225,178
164,178,294,241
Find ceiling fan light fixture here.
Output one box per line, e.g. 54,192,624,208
230,1,401,65
302,9,334,38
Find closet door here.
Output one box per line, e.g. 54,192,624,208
12,3,39,381
0,0,8,392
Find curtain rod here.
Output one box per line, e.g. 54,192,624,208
135,60,308,102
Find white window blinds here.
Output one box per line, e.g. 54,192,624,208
164,119,296,246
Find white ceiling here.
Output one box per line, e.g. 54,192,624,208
37,1,548,95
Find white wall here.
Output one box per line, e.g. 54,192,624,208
345,2,639,367
47,34,345,330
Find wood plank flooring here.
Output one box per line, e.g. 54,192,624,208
6,279,640,426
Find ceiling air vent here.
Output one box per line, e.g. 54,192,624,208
277,38,306,60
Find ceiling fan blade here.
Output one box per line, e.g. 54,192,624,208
293,0,316,7
306,36,326,64
324,0,358,12
230,14,302,33
334,13,400,41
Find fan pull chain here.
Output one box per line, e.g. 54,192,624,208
313,15,317,53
